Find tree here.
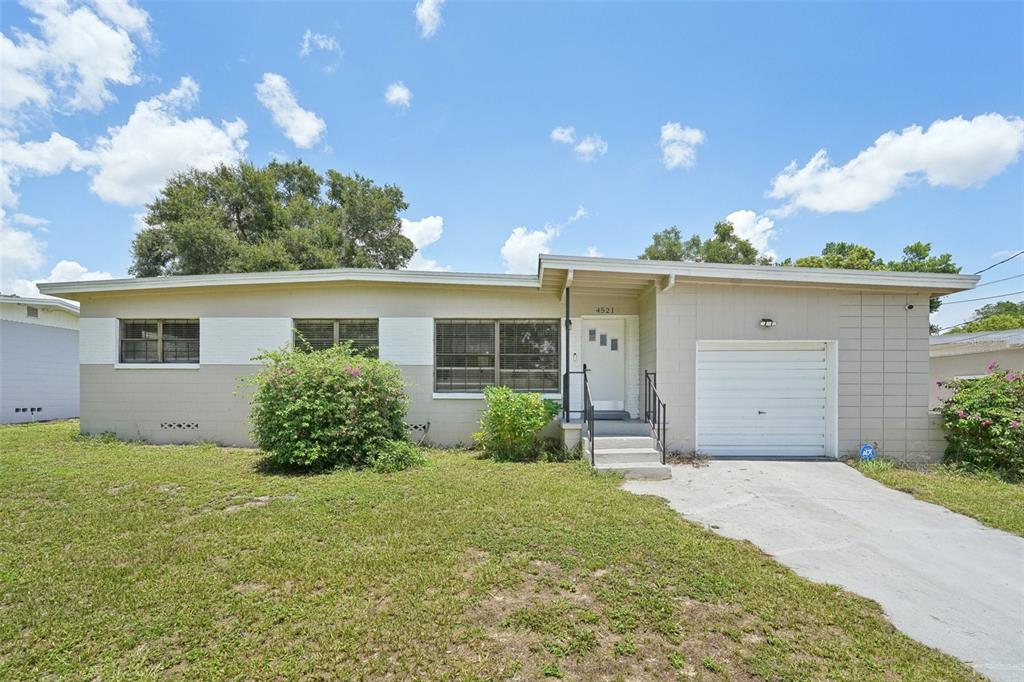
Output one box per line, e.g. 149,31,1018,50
792,242,883,270
640,222,771,265
947,301,1024,333
130,161,414,277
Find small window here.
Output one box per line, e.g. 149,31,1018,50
610,338,618,351
588,329,597,342
599,333,607,347
26,306,39,318
119,319,199,364
293,319,379,358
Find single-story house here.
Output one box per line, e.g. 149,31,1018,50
0,294,80,424
38,255,977,463
929,328,1024,408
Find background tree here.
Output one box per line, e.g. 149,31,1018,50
130,161,415,276
640,222,771,265
946,301,1024,333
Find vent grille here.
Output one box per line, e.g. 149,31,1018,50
160,422,199,430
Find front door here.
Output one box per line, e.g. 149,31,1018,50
582,318,625,411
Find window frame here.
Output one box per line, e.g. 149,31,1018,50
118,319,200,365
292,318,379,358
434,318,561,394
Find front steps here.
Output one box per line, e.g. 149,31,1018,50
585,434,672,480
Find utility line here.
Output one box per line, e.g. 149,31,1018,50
935,272,1023,297
973,249,1024,275
937,289,1024,305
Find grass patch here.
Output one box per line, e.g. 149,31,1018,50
0,421,980,680
854,459,1024,537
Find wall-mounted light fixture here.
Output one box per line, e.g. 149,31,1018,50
759,318,777,328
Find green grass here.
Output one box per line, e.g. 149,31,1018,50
855,458,1024,537
1,421,980,681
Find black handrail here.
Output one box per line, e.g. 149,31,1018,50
644,370,666,465
583,365,595,465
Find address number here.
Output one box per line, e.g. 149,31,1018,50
595,306,615,314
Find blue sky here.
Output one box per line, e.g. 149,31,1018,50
1,0,1022,329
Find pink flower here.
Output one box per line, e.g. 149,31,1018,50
1010,420,1021,429
957,410,967,418
987,361,998,372
980,418,993,427
1005,372,1017,382
347,367,363,377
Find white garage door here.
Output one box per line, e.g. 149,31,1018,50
696,341,832,458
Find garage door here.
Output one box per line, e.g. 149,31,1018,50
696,341,831,458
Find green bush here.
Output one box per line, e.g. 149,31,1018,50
246,343,410,470
939,362,1024,482
370,439,425,473
474,386,559,462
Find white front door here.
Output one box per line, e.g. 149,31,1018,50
582,318,626,411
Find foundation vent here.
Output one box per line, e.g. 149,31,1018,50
160,422,200,430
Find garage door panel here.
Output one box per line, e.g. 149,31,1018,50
697,341,831,458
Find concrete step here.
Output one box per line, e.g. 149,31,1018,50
593,448,662,465
594,462,672,480
593,436,656,450
592,420,651,437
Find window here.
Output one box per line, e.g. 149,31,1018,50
435,319,559,393
293,319,379,357
26,306,39,318
120,319,199,364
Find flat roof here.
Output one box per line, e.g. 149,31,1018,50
931,328,1024,348
0,294,80,316
36,254,979,299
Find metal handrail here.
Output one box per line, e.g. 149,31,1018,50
583,365,595,465
644,370,666,465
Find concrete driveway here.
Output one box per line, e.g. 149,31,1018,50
624,461,1024,682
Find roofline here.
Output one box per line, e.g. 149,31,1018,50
37,267,540,296
0,294,80,316
539,254,980,293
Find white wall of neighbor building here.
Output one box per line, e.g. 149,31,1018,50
929,348,1023,408
0,301,80,424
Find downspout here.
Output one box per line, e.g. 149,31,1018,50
563,282,572,421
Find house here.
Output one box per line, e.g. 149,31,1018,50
929,329,1024,408
0,295,80,424
38,255,977,464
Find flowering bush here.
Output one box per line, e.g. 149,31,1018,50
939,362,1024,481
246,343,411,470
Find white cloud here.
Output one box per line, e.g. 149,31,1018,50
385,81,412,109
299,29,340,57
500,205,588,274
769,113,1024,216
0,0,150,120
660,122,705,170
0,130,92,206
567,204,587,223
573,135,608,162
4,258,114,298
724,209,775,258
256,73,325,149
550,126,576,144
584,246,602,258
401,215,449,271
11,212,48,226
414,0,445,38
89,76,248,205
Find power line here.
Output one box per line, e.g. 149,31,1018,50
936,272,1023,297
938,289,1024,305
973,249,1024,275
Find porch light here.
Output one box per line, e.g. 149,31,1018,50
759,318,777,328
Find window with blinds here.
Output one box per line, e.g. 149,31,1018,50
119,319,199,363
293,319,379,357
434,319,559,392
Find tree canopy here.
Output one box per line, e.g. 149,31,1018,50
130,161,415,277
947,301,1024,333
640,222,771,265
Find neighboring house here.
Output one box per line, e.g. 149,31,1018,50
38,255,977,462
0,295,80,424
929,329,1024,408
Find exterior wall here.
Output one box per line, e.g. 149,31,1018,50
0,320,79,423
0,301,79,330
655,283,937,462
638,288,657,409
929,348,1024,407
77,283,564,447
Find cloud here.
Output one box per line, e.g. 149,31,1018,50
255,73,325,149
299,29,340,57
0,0,150,120
11,212,48,226
724,209,776,259
500,205,588,274
0,130,94,206
550,126,576,144
385,81,412,109
401,215,449,271
660,122,706,170
414,0,445,38
584,246,602,258
768,113,1024,216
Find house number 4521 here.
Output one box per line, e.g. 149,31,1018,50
595,306,615,314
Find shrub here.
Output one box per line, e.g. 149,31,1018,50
939,362,1024,482
246,343,410,470
370,439,425,473
474,386,559,461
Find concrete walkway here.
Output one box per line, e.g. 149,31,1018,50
624,461,1024,682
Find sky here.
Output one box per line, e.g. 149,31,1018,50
1,0,1022,331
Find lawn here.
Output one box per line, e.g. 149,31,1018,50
855,459,1024,537
1,421,980,681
